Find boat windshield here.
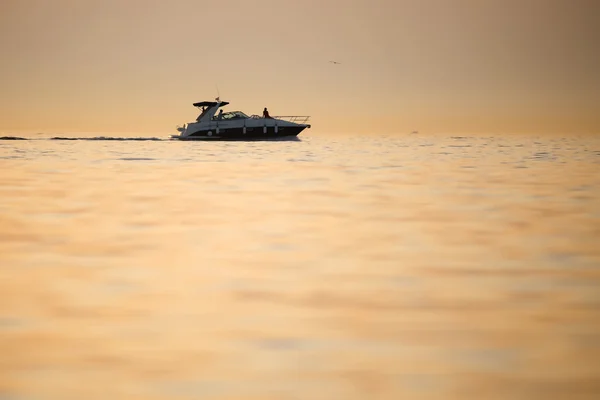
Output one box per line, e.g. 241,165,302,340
214,111,249,121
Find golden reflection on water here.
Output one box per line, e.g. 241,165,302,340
1,133,599,399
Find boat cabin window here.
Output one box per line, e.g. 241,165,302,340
213,111,249,121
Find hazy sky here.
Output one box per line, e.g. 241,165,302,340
1,0,598,134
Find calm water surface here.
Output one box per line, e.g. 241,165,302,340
1,133,599,399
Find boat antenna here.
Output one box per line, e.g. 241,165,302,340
215,84,220,102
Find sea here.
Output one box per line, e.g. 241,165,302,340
1,132,599,399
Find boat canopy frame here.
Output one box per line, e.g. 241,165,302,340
193,101,229,108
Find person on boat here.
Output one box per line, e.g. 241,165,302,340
217,109,224,120
263,107,272,119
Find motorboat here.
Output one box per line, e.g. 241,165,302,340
171,99,311,140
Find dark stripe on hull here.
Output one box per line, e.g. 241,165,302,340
182,126,306,141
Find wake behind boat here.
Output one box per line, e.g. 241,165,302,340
171,99,311,140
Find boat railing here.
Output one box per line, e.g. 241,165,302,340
273,116,311,124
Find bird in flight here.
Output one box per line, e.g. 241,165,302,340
329,61,341,64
